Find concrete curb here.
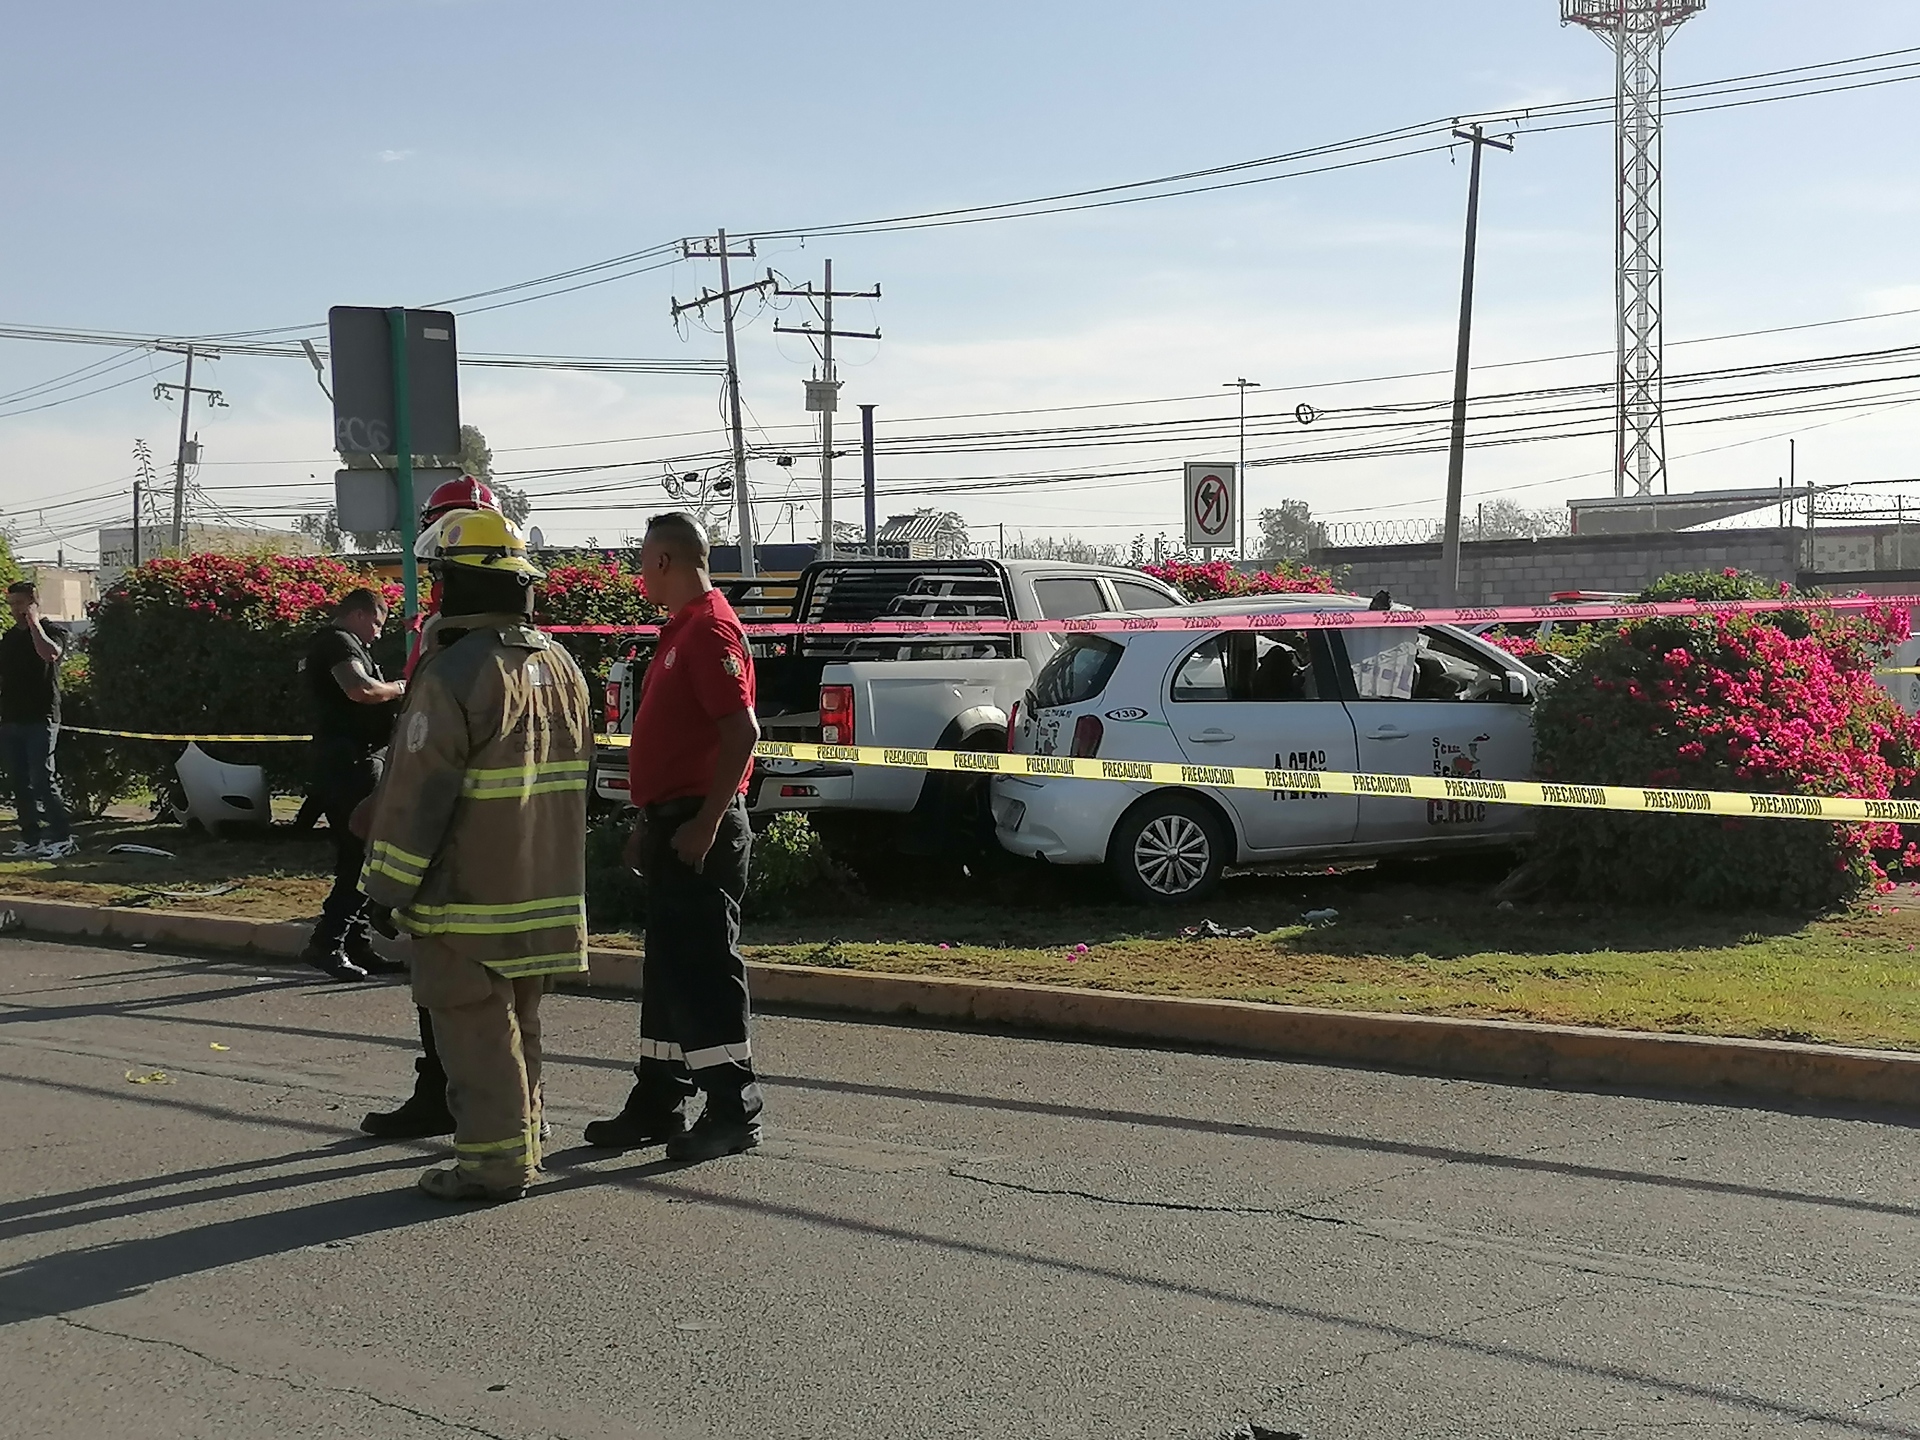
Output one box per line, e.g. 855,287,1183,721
4,894,1915,1109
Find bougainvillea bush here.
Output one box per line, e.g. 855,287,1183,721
90,552,403,791
1532,569,1917,911
1138,557,1336,602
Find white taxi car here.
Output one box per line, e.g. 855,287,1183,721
991,594,1544,903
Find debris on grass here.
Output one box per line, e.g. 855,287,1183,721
1182,919,1259,940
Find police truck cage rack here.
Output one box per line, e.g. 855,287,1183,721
710,559,1022,665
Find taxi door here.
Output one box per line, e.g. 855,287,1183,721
1333,626,1535,847
1166,630,1359,855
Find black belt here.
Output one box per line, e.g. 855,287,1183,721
642,794,742,821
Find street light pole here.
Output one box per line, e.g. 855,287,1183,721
1224,378,1259,559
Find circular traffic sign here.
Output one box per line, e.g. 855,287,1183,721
1192,472,1232,538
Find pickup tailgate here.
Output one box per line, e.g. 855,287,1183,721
755,658,1030,814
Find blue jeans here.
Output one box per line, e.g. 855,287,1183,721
0,722,70,844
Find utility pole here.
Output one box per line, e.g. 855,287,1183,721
153,346,226,553
775,260,880,562
673,231,775,577
1223,379,1259,558
859,403,878,555
1439,125,1512,606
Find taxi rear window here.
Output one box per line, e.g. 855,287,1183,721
1032,635,1124,708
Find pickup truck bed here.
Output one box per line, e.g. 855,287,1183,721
594,557,1187,867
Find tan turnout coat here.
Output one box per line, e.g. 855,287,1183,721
361,613,593,980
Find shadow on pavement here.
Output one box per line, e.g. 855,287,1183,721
578,1167,1920,1440
0,1147,428,1245
0,1156,444,1328
760,1072,1920,1221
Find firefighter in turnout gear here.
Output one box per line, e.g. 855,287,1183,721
361,508,593,1202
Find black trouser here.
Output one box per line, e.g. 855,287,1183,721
632,795,761,1122
417,1006,448,1097
308,738,381,951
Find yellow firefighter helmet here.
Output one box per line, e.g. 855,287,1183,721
430,508,544,580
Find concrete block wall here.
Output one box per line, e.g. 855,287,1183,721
1311,528,1808,608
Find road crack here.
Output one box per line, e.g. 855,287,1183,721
33,1313,521,1439
945,1165,1349,1219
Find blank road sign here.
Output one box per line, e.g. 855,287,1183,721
328,307,461,457
1184,461,1237,548
335,467,463,534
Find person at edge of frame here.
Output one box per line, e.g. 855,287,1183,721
359,507,593,1202
298,587,406,982
584,510,765,1165
0,580,76,860
353,476,503,1141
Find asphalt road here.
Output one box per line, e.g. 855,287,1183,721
2,939,1918,1440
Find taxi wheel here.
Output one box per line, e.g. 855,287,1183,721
1107,794,1227,905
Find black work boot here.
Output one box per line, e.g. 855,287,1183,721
361,1059,455,1139
343,935,405,976
666,1106,762,1163
583,1084,687,1150
300,940,370,983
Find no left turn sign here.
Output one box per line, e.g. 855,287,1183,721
1183,461,1238,549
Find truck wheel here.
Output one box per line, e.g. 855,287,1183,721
1106,794,1228,905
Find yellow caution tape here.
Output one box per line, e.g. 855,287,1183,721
1877,668,1920,675
751,739,1920,825
60,725,1915,824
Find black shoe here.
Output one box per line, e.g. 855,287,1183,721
344,938,404,976
361,1063,455,1139
583,1089,688,1150
300,941,371,983
666,1110,762,1163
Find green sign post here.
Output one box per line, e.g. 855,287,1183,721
386,308,418,619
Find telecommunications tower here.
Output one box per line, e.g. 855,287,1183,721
1561,0,1705,496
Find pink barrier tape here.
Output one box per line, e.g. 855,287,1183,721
545,593,1918,640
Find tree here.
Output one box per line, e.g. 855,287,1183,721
292,422,528,551
998,534,1127,564
292,509,346,553
1469,498,1570,540
1256,500,1317,563
457,424,493,482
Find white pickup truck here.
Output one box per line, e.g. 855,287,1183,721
594,558,1188,874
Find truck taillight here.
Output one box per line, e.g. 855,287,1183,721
603,680,623,730
820,684,855,745
1005,700,1021,751
1070,714,1104,758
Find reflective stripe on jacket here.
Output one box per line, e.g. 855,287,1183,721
361,612,592,978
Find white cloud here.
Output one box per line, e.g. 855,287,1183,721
377,149,415,164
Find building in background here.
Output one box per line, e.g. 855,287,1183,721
95,523,318,588
24,566,97,621
875,510,971,560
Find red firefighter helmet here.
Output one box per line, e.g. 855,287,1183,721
421,476,497,523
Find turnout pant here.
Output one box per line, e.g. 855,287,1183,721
308,738,381,951
631,795,762,1123
412,937,544,1191
0,722,69,845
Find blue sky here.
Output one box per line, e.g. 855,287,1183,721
2,0,1915,561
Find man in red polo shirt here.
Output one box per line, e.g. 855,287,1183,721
585,511,763,1162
